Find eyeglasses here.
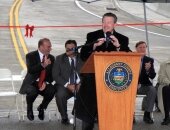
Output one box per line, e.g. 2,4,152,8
66,48,74,52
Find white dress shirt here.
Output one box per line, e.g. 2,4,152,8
64,56,80,87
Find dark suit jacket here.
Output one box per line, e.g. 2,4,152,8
139,56,156,85
19,50,55,94
52,53,84,88
80,29,131,61
76,29,131,122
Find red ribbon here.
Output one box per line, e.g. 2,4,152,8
24,24,34,37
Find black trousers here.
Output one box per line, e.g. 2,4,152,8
74,74,97,130
26,83,55,111
162,85,170,119
82,121,94,130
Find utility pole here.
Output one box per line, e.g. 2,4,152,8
142,0,150,56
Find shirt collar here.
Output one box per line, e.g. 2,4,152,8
68,56,76,60
38,49,44,62
104,31,113,37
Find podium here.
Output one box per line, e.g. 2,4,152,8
81,52,142,130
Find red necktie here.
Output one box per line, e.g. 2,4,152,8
38,55,46,89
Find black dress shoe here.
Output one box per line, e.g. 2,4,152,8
133,117,136,124
161,118,170,125
61,118,70,125
27,110,34,121
143,117,154,124
37,106,44,120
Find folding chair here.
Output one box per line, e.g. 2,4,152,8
48,98,60,121
135,94,146,116
0,68,20,120
20,69,27,121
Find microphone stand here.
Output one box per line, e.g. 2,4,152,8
72,64,76,130
72,47,81,130
72,42,97,130
72,43,96,130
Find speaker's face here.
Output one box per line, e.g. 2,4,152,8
102,16,116,33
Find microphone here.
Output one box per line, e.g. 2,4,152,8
106,31,112,48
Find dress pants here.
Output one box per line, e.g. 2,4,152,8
137,84,156,112
55,85,73,119
162,85,170,119
26,83,55,111
75,74,97,130
82,121,94,130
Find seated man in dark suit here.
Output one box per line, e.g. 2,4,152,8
136,41,157,124
75,12,131,130
19,38,56,121
52,40,84,125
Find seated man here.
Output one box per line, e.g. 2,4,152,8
19,38,56,121
135,41,157,124
52,40,84,124
158,58,170,125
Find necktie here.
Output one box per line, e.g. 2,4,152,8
38,55,46,88
70,58,75,84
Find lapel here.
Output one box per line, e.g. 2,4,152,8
45,55,52,72
63,54,72,72
141,56,146,71
75,55,78,69
97,30,106,49
35,50,41,64
142,56,150,65
75,54,81,70
141,56,151,73
100,29,105,38
112,30,118,37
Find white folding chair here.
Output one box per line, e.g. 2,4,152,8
135,95,146,116
0,68,20,120
48,98,60,121
135,94,154,121
20,69,27,121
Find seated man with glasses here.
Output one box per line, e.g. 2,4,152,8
52,40,84,124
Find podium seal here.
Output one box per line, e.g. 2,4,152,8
104,62,132,92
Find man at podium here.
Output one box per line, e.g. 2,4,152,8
75,12,131,130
